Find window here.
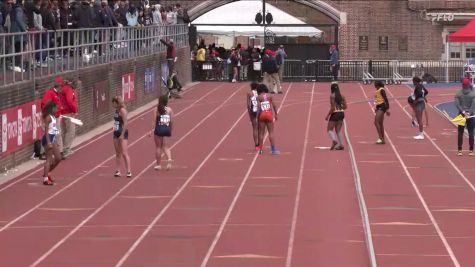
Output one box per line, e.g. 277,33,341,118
466,47,475,59
398,36,408,51
379,36,388,51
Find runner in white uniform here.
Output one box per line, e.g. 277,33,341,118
42,101,62,185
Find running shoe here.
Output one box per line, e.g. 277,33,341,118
166,160,172,170
469,151,474,156
126,171,132,178
413,133,424,140
330,141,338,150
154,165,162,170
48,174,54,183
334,146,345,151
43,177,54,185
458,151,463,156
114,170,121,177
255,146,260,151
258,150,264,155
376,139,385,145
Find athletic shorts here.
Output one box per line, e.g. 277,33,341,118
249,111,258,119
375,104,388,113
41,134,56,146
113,129,129,140
329,112,345,122
154,125,172,137
413,101,425,112
259,111,273,122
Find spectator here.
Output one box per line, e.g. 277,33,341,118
91,0,103,28
175,3,183,24
248,47,261,81
196,45,206,80
160,6,166,25
114,0,127,26
59,79,78,157
151,4,161,25
72,0,93,28
24,0,35,30
33,0,47,67
276,45,287,84
59,0,73,56
102,0,117,27
165,6,173,25
230,47,241,83
160,38,176,72
41,1,57,60
0,0,6,68
262,49,281,94
9,0,28,72
329,44,339,81
125,3,138,26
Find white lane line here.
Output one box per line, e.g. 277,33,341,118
284,83,315,267
115,85,261,267
0,84,223,233
343,98,378,266
29,84,247,267
359,83,460,267
0,83,204,192
200,84,293,267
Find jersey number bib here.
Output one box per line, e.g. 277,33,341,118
160,115,171,126
260,101,271,111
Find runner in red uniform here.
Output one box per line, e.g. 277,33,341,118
256,84,280,155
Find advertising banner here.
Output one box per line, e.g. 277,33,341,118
122,73,136,102
1,100,42,156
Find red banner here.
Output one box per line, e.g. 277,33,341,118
1,100,42,156
122,73,136,103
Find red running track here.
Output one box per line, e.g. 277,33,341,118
0,81,473,267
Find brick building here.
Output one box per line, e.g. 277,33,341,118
159,0,475,60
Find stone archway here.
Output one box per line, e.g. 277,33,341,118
188,0,343,25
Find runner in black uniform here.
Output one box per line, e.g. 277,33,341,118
112,96,132,178
151,95,173,170
325,83,347,150
247,82,260,150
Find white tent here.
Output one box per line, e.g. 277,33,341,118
193,0,322,37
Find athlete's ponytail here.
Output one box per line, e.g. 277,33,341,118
158,94,169,115
331,83,343,107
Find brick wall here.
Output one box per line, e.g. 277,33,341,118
169,0,475,61
0,46,191,171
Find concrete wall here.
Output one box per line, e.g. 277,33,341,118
0,46,191,171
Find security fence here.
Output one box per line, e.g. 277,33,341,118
0,24,189,87
192,59,467,83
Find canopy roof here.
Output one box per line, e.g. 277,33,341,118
193,0,322,37
449,16,475,42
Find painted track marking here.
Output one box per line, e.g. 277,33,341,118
359,83,460,267
29,84,248,267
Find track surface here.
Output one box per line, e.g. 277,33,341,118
0,81,473,267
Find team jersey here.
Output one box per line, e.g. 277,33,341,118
250,90,258,112
260,93,272,112
375,87,386,105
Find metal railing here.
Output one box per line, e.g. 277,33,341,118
0,24,189,87
192,59,467,83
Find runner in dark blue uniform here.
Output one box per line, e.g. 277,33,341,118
151,95,173,170
112,96,132,178
247,82,260,150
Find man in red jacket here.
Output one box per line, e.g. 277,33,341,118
59,79,78,157
41,77,63,117
41,77,64,159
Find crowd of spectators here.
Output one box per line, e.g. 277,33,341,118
191,40,287,93
0,0,189,72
